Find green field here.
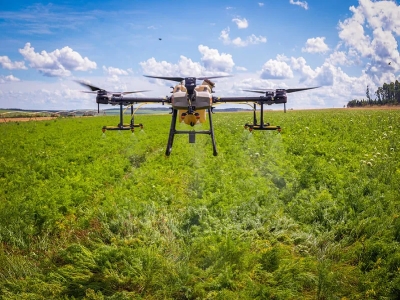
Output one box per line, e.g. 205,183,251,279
1,109,399,299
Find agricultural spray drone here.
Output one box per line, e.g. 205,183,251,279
77,77,318,156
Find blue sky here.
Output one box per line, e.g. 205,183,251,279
1,0,399,110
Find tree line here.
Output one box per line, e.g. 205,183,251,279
347,80,400,107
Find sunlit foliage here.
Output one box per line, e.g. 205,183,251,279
0,109,399,299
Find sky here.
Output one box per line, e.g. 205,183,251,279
0,0,400,110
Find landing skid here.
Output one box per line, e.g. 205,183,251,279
166,107,218,156
245,103,281,132
101,103,143,133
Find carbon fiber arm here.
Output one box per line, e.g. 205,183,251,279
214,96,286,104
110,96,170,104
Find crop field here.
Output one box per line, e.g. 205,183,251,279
0,109,399,299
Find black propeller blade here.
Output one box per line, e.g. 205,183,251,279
244,87,319,93
143,75,185,82
285,87,320,93
75,80,149,94
143,75,232,82
75,80,150,113
243,89,271,94
121,91,150,95
197,75,232,80
75,80,102,91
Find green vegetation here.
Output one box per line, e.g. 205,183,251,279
1,109,399,299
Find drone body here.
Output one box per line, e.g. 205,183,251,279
169,78,215,126
77,77,319,156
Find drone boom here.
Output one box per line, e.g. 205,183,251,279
78,75,319,156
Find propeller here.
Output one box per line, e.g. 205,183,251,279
286,87,320,93
75,80,103,91
243,87,320,113
243,87,319,94
75,80,150,113
143,75,232,82
75,80,148,94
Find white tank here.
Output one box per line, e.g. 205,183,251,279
194,86,212,109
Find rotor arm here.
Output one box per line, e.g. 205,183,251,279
214,96,286,104
110,96,170,104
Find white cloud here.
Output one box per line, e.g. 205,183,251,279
326,51,353,66
0,56,27,70
236,66,247,71
102,66,130,76
289,0,308,10
198,45,234,73
260,58,294,79
302,37,329,53
139,46,234,78
289,55,371,92
219,27,267,47
178,55,204,76
258,3,264,7
338,0,400,81
0,80,95,110
18,43,97,77
140,57,180,78
232,17,248,29
290,56,317,82
106,74,121,83
0,75,21,84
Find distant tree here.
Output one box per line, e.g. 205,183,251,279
349,80,400,107
366,85,372,104
395,80,400,104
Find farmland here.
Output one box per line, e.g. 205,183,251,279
0,109,399,299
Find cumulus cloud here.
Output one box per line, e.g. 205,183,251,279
219,27,267,47
290,55,363,88
0,75,21,84
326,51,354,66
232,17,248,29
102,66,130,76
274,54,376,108
302,37,330,53
140,57,181,78
198,45,234,73
18,43,97,77
236,66,247,71
290,56,317,82
337,0,400,82
140,46,234,78
260,56,294,80
0,56,27,70
289,0,308,10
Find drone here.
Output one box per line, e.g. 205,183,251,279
77,77,318,156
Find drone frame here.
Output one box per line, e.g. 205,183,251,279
77,78,318,156
166,107,218,156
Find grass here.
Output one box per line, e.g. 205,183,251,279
0,108,399,299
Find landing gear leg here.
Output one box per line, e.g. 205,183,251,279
208,107,218,156
166,109,178,156
130,105,134,128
